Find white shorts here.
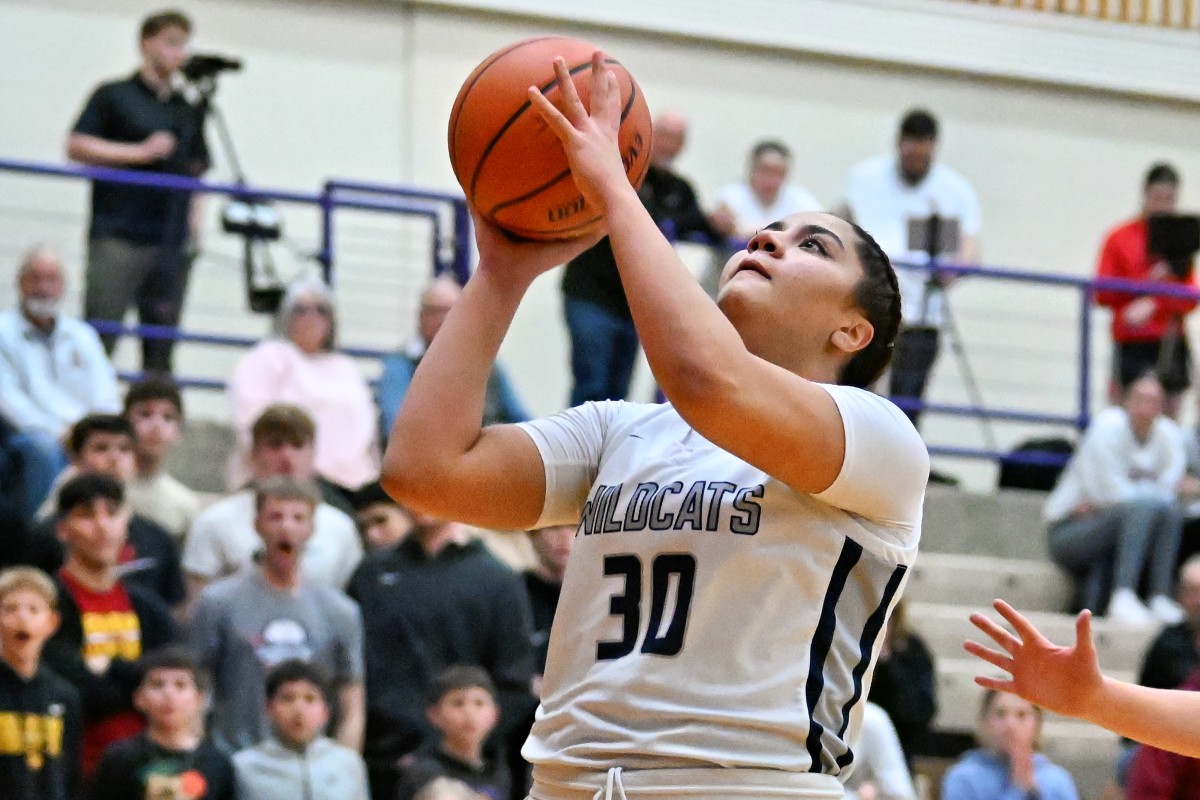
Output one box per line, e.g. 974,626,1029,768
530,764,846,800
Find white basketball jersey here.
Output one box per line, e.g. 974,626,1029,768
517,385,928,778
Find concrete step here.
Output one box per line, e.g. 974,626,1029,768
906,602,1159,676
922,485,1048,559
906,553,1072,613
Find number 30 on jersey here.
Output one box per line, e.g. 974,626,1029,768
597,552,696,660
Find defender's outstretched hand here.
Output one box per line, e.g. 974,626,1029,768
528,51,637,214
966,599,1200,758
965,599,1103,718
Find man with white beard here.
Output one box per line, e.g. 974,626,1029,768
0,245,119,518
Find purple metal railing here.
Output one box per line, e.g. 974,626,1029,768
0,156,469,284
2,156,1196,466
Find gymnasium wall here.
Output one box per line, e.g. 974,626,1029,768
1,0,1199,489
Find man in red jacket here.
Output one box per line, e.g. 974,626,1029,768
1126,667,1200,799
1096,163,1196,417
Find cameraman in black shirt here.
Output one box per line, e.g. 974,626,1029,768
66,9,210,374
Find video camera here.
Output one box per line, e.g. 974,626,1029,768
181,53,242,82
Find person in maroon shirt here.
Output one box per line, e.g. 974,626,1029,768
39,474,177,778
1124,667,1200,799
1095,163,1196,416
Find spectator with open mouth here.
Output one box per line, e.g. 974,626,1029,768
189,476,365,756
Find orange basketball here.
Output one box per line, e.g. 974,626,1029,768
448,36,653,241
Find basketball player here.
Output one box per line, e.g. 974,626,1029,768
968,599,1200,758
383,53,929,799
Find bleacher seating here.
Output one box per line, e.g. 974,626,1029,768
909,483,1165,800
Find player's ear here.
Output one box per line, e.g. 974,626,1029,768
831,317,873,355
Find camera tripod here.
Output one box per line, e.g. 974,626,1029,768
917,267,998,453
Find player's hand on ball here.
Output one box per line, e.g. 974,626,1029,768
529,51,633,214
470,205,604,283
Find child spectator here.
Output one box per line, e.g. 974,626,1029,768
92,646,235,800
0,566,82,800
941,690,1078,800
40,473,178,777
183,405,361,604
233,659,369,800
396,665,510,800
122,377,201,543
350,480,412,553
28,414,186,608
189,477,365,754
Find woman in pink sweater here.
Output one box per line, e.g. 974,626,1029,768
227,279,380,491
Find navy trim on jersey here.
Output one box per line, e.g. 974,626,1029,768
834,562,909,770
804,538,863,773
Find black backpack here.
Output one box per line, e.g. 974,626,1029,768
997,437,1075,492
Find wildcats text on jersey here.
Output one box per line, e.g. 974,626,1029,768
577,480,765,537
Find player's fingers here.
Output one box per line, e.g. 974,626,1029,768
589,51,607,104
1074,610,1097,658
587,52,619,133
552,56,588,124
992,599,1046,646
528,86,574,140
964,639,1015,673
974,675,1015,693
969,612,1021,654
601,71,621,134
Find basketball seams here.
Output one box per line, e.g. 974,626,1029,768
487,69,648,235
448,36,561,179
469,57,606,202
450,37,652,239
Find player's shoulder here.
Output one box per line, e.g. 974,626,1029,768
821,384,921,434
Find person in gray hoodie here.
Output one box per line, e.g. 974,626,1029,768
232,659,368,800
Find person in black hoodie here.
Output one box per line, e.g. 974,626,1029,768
0,566,82,800
348,512,533,800
396,666,509,800
867,599,938,766
39,474,177,779
92,646,234,800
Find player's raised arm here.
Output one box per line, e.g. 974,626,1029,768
381,216,602,529
966,599,1200,758
530,54,906,496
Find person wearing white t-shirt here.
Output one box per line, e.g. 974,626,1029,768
710,140,822,241
382,55,928,800
843,703,918,800
182,406,362,610
1044,374,1186,626
839,110,982,426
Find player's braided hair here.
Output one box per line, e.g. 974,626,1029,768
838,223,901,389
